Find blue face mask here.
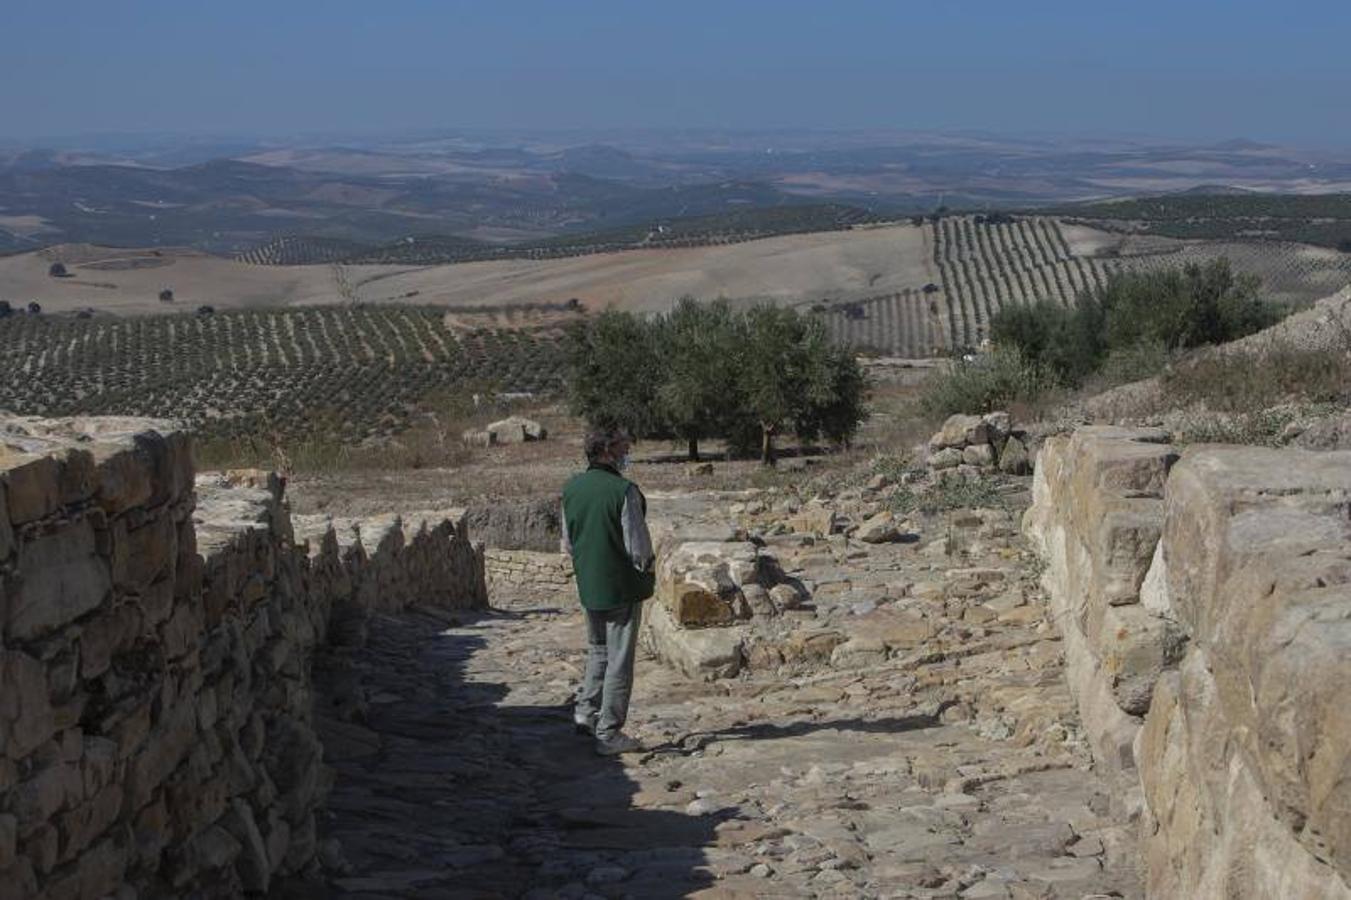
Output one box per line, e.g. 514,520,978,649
617,454,631,471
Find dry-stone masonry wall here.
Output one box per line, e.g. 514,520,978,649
0,416,486,899
1026,426,1351,899
483,549,573,605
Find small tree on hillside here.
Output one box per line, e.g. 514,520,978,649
159,288,175,303
656,297,743,461
48,262,68,278
737,305,866,465
565,309,666,437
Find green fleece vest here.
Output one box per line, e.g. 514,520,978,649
562,465,655,611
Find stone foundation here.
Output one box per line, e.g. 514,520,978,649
1026,427,1351,898
0,416,486,898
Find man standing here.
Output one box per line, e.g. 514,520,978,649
562,428,655,756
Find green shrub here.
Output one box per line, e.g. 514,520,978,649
888,473,1008,516
990,259,1280,389
919,349,1055,418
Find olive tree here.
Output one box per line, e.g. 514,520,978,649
655,297,743,460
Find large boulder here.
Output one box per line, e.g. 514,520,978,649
486,416,547,444
930,414,987,450
655,541,762,627
462,497,560,552
855,511,902,544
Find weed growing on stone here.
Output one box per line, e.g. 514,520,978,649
887,473,1008,517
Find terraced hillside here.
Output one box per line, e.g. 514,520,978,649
813,215,1118,353
931,215,1115,348
0,306,566,444
814,290,948,358
818,214,1350,353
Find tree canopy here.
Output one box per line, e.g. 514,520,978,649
565,299,869,464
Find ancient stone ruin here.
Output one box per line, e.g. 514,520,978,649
3,411,1351,898
1026,427,1351,898
0,417,486,898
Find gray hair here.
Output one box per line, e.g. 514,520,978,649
584,427,629,464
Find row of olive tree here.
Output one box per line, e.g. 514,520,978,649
565,298,868,465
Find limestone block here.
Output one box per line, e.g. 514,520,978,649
927,447,963,470
1139,656,1351,900
769,583,807,610
1091,503,1163,607
787,506,838,535
642,601,744,681
1162,446,1351,638
1138,541,1172,619
79,603,143,680
657,541,762,627
111,513,177,594
997,435,1031,476
874,613,935,651
10,520,112,641
962,443,996,467
779,629,847,665
1085,601,1187,715
487,415,546,442
931,414,987,450
1,452,61,524
124,702,196,813
855,511,902,544
982,411,1012,442
831,636,888,669
1,650,56,759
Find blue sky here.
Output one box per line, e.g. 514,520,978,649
3,0,1348,144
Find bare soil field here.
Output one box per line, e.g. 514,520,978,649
1,225,934,317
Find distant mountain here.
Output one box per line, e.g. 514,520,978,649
0,156,825,254
1170,184,1265,196
3,131,1350,254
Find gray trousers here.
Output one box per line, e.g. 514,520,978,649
575,602,642,740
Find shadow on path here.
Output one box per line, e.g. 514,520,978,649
649,712,943,757
282,609,719,899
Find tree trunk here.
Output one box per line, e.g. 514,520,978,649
687,437,699,462
761,426,776,467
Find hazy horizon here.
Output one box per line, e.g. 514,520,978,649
4,0,1348,146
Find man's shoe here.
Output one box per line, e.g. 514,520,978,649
594,732,643,756
573,713,595,736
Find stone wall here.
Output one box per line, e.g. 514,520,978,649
462,498,561,554
483,549,573,605
0,416,486,899
1025,427,1351,898
1022,426,1184,810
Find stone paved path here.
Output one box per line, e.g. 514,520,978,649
296,558,1142,898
